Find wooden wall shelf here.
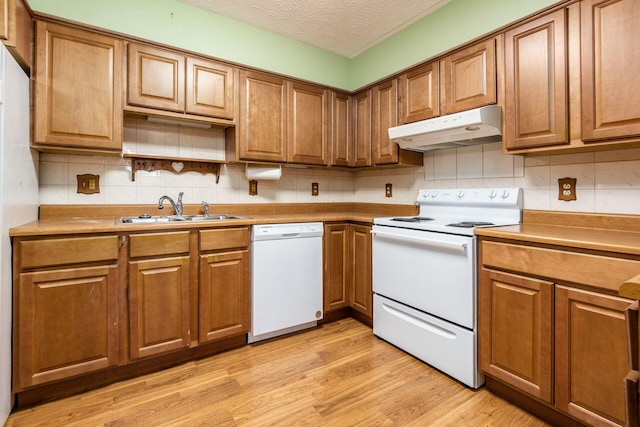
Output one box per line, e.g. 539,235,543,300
124,154,226,183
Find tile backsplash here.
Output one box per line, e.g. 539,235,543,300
38,123,640,216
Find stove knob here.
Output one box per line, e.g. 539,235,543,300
501,190,510,199
489,190,497,199
430,191,438,198
457,191,465,199
422,191,429,198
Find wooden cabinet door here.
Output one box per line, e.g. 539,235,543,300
237,70,287,162
398,62,439,124
199,250,250,343
479,269,554,403
503,9,568,150
331,92,352,166
33,21,122,152
17,265,118,389
127,43,185,113
350,224,372,318
1,0,32,70
128,256,190,359
185,56,235,119
443,38,496,114
581,0,640,142
372,80,399,165
287,81,329,165
352,90,372,167
323,223,350,313
0,0,7,40
555,286,631,427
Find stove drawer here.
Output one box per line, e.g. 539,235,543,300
374,294,483,388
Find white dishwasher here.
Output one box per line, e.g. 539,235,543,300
248,222,324,343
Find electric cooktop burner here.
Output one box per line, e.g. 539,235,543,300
392,217,435,222
446,221,495,228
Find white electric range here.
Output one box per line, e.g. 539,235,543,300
371,188,522,388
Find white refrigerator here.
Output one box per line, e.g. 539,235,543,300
0,44,39,424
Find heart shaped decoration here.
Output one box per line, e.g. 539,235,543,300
172,162,184,173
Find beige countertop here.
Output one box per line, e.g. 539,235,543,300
475,222,640,256
9,203,417,237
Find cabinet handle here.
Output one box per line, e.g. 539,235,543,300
371,229,467,252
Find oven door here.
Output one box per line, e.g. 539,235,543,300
371,224,476,329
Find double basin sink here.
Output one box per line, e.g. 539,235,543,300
116,214,247,224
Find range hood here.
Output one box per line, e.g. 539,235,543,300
388,105,502,152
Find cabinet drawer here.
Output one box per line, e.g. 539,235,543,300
481,241,640,292
129,231,190,258
199,227,250,252
20,236,119,269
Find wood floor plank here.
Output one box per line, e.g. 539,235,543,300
6,319,550,426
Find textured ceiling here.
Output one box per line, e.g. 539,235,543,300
179,0,453,58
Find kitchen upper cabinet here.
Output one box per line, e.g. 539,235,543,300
128,43,184,113
372,80,398,165
287,81,329,165
580,0,640,143
198,228,251,343
442,38,497,114
372,80,423,167
479,269,554,403
33,21,123,153
503,9,568,150
234,70,288,162
1,0,32,71
331,92,352,167
14,235,120,390
555,286,631,427
127,43,235,120
350,223,372,321
352,90,372,167
398,62,440,124
323,223,350,313
127,232,191,360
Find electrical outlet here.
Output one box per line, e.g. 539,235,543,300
312,182,319,196
558,177,577,201
385,183,393,198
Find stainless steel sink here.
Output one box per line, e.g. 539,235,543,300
187,214,246,221
116,214,247,224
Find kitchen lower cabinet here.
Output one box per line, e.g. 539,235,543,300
555,286,631,427
127,231,191,360
350,224,372,320
198,228,251,343
323,223,350,313
14,235,120,390
479,269,554,404
479,237,636,427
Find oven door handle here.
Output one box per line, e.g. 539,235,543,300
371,229,468,252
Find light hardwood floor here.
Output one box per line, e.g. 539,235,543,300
7,319,549,426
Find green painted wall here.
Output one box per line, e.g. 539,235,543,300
27,0,559,91
350,0,559,89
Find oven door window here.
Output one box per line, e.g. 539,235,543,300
372,225,476,329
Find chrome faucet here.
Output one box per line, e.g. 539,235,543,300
201,201,210,217
158,192,184,216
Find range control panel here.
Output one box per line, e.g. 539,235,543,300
417,188,523,207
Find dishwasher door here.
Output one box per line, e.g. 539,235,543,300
249,222,323,343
